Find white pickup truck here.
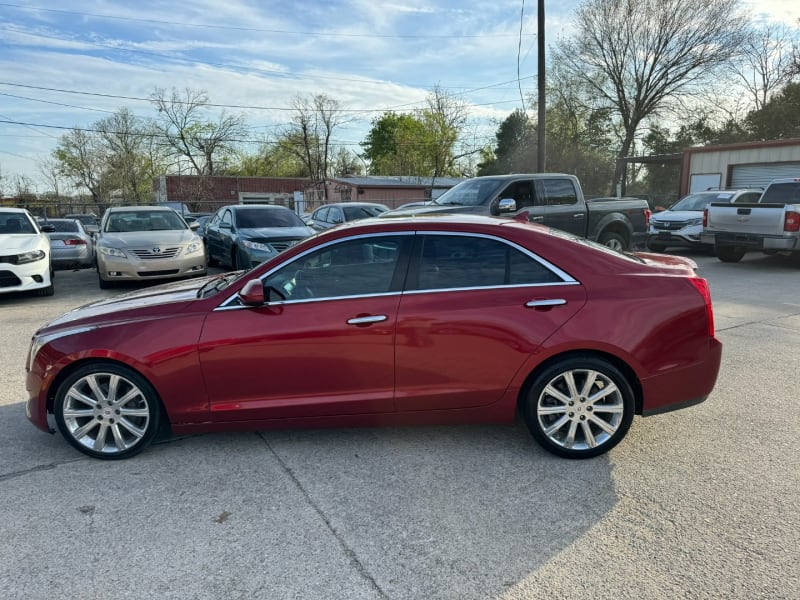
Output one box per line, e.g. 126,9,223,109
701,178,800,262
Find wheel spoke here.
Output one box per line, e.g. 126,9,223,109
564,421,579,447
67,389,98,408
589,414,617,435
118,418,146,439
563,371,580,399
110,424,129,451
588,382,619,404
116,387,141,407
581,421,597,448
580,370,598,398
592,403,624,414
106,375,121,403
119,407,149,418
72,419,99,440
544,415,570,436
93,422,109,451
85,375,107,404
62,408,94,419
544,384,571,405
538,404,567,416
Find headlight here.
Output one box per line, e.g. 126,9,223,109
98,246,127,258
186,239,203,254
27,326,97,371
242,240,273,253
17,250,46,264
687,218,703,226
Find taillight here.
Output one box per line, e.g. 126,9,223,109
785,211,800,232
64,239,87,245
703,208,708,228
689,277,715,337
644,208,651,228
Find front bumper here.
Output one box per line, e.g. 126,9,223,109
648,224,704,247
0,258,52,295
97,252,206,281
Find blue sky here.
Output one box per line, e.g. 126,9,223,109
0,0,796,190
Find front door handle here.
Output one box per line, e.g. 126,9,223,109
347,315,388,325
525,299,567,308
531,215,544,222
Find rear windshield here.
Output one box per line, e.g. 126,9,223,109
670,193,732,211
761,182,800,205
49,220,80,232
343,205,387,220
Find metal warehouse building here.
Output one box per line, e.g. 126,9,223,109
680,138,800,195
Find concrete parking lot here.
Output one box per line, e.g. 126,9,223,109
1,252,798,599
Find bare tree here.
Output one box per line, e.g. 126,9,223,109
150,87,247,177
53,128,107,202
38,157,64,199
421,85,469,180
96,107,150,202
555,0,748,193
732,23,800,111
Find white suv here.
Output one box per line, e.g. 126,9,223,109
647,189,763,251
0,208,54,296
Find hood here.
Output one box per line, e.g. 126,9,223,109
41,274,217,330
383,204,484,218
0,233,46,254
651,210,703,222
238,226,314,240
98,230,196,247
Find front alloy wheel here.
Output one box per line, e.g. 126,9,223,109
523,357,634,459
54,363,161,459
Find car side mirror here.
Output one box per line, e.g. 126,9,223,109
497,198,517,213
189,222,200,230
238,279,265,306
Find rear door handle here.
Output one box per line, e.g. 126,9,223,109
347,315,388,325
525,299,567,308
531,216,544,222
573,213,585,219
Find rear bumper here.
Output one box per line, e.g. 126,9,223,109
702,231,799,250
640,337,722,416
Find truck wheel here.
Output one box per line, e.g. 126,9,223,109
599,232,627,252
715,247,745,263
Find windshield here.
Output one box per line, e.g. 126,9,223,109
0,213,36,234
105,211,188,232
670,193,733,211
432,178,506,206
236,208,306,228
343,205,387,220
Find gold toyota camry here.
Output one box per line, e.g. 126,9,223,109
95,206,206,289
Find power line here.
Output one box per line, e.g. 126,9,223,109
0,2,536,40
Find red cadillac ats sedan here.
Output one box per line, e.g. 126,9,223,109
25,214,722,460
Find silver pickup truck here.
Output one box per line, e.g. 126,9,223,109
701,178,800,262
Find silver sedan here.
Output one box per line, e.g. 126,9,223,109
45,218,95,269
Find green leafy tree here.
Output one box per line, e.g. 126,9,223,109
362,112,433,176
746,82,800,140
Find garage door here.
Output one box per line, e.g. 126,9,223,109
730,163,800,189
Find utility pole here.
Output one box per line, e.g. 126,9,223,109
537,0,546,172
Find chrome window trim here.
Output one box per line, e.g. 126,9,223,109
414,230,577,285
215,229,577,310
217,231,415,309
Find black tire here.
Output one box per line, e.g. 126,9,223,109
98,273,113,289
232,247,242,270
522,356,635,459
646,241,666,252
54,362,161,460
36,281,54,297
598,231,628,252
715,246,746,263
206,243,218,267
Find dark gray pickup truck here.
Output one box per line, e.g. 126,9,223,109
382,174,650,251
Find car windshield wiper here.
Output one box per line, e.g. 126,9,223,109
434,200,464,206
197,273,241,298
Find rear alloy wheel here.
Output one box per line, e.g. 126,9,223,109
54,363,161,459
715,246,746,263
599,232,627,252
523,356,634,459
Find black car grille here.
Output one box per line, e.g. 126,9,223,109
0,270,22,287
249,238,302,253
131,247,181,260
136,269,180,277
652,221,690,231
